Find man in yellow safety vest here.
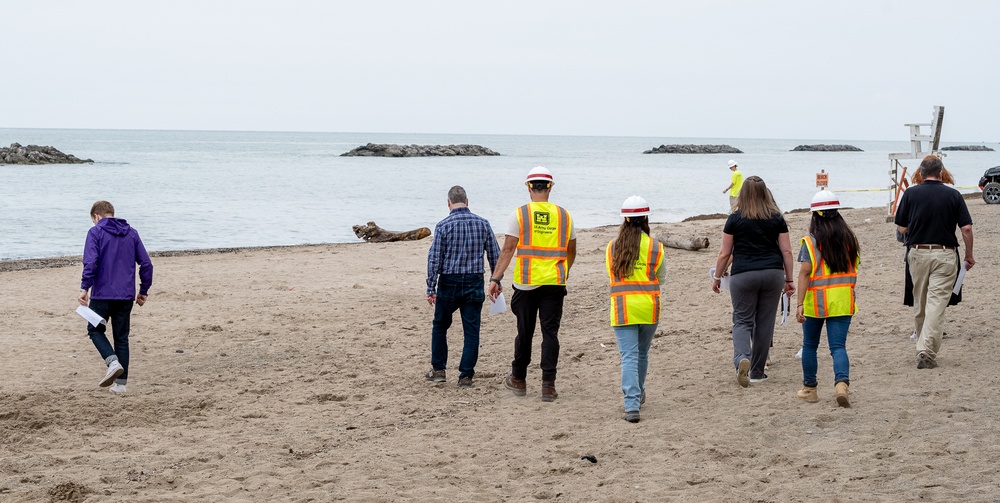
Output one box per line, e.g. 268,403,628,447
489,166,576,402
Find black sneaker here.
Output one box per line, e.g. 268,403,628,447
749,374,769,383
425,369,446,382
624,411,640,423
917,353,938,369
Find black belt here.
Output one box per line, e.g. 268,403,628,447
911,244,956,250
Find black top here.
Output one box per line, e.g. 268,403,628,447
894,181,973,248
723,211,789,275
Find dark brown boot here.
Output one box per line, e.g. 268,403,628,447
504,375,526,397
541,381,558,402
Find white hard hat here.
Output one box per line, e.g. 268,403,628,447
620,195,651,217
810,189,843,211
526,166,554,183
727,160,738,168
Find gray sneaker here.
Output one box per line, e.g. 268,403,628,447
624,411,641,423
457,377,473,388
425,369,446,382
100,361,124,388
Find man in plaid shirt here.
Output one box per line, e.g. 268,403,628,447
425,185,501,388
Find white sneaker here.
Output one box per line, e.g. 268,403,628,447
100,361,124,387
109,384,127,394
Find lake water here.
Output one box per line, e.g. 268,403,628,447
1,128,995,260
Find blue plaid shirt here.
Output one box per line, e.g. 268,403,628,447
426,206,501,295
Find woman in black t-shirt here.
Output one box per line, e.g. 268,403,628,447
712,176,796,388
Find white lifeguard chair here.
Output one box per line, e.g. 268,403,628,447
886,105,945,222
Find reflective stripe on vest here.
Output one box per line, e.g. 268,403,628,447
514,202,572,285
801,235,858,318
606,233,663,326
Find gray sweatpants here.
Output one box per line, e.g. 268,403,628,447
729,269,784,379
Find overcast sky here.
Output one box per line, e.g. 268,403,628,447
3,1,997,141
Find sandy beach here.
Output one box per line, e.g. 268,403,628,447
2,198,998,502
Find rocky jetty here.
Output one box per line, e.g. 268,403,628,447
0,143,93,164
643,144,743,154
791,144,863,152
940,145,995,151
341,143,501,157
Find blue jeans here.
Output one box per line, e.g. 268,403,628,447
614,323,657,413
88,299,134,385
801,316,851,387
431,274,485,379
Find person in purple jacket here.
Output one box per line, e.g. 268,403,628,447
78,200,154,395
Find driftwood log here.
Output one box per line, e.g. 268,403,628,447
657,235,710,251
353,222,431,243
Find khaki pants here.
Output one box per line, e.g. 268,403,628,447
908,248,959,359
729,195,738,213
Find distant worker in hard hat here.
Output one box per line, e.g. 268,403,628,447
606,196,665,423
722,160,743,213
488,166,576,402
794,190,860,408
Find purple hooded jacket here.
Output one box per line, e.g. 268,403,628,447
81,217,154,299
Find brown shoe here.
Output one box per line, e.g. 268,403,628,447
504,375,526,396
425,369,446,382
541,380,558,402
835,382,850,408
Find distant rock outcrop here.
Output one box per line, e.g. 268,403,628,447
940,145,995,151
341,143,501,157
643,144,743,154
0,143,93,164
791,144,863,152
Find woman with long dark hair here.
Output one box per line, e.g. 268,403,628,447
795,190,860,407
711,176,795,388
606,196,665,423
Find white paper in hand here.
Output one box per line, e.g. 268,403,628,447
780,292,790,325
489,292,507,315
76,305,107,327
953,261,968,296
709,268,730,291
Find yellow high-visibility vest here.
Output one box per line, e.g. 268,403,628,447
606,233,664,326
801,235,859,318
514,202,572,285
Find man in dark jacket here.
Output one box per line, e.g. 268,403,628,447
78,200,154,394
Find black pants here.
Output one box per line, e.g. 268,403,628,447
510,285,567,382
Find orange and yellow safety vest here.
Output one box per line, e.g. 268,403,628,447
801,235,859,318
606,233,664,326
514,202,573,285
